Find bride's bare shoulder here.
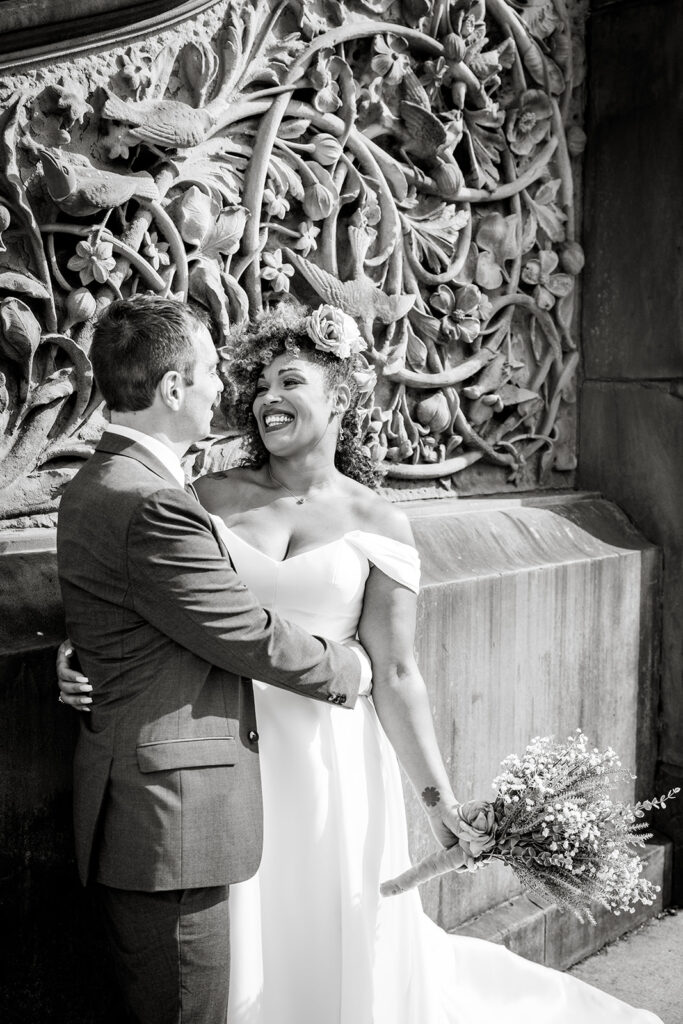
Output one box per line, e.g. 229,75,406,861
194,466,266,514
346,480,415,548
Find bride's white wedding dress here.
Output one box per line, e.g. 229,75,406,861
212,521,661,1024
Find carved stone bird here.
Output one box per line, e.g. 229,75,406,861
102,92,219,150
283,222,415,344
398,101,452,165
40,148,160,217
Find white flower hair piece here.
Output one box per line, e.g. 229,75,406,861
305,304,367,360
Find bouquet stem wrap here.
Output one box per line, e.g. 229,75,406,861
381,732,679,922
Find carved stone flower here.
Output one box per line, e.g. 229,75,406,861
521,250,573,310
142,232,170,271
117,51,153,95
507,89,553,157
263,186,290,220
67,239,116,285
430,283,491,346
421,56,448,94
352,360,377,398
294,221,320,257
102,124,132,160
309,53,341,114
371,35,410,85
260,250,294,294
53,77,94,126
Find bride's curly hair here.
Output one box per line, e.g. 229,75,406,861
223,303,382,489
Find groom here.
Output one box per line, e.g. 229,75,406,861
57,296,369,1024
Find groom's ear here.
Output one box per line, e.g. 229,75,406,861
159,369,184,411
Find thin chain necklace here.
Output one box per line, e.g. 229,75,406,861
267,465,306,505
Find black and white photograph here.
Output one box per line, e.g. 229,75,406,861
0,1,680,1021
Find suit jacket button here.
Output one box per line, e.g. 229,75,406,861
339,694,347,704
248,729,259,743
327,695,336,702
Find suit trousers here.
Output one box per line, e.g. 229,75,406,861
94,883,231,1024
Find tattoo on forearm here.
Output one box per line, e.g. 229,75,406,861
421,786,441,808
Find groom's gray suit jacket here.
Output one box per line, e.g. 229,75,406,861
57,432,361,891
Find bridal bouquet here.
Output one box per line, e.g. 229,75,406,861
381,731,678,922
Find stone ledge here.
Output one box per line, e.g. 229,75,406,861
451,836,672,970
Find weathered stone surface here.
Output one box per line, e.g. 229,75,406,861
0,528,64,654
399,493,660,929
580,383,683,771
582,0,683,380
581,0,683,903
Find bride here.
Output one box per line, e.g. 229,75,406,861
58,302,662,1024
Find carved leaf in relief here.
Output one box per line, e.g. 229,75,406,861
0,264,51,300
199,207,249,261
522,178,567,243
475,212,520,287
16,368,75,426
268,154,305,202
0,102,51,307
189,258,231,339
181,41,220,106
0,298,42,396
517,0,563,41
403,202,469,273
463,106,505,187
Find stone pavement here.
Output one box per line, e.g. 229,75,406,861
568,908,683,1024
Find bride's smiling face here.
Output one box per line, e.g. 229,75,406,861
252,351,346,457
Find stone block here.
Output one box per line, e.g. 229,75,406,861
0,529,64,655
454,894,547,964
400,494,660,929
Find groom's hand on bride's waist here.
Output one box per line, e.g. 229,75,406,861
343,640,372,696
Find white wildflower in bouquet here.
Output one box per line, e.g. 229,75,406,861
381,731,679,923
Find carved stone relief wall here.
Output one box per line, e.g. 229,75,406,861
0,0,587,521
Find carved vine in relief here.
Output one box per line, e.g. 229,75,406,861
0,0,588,518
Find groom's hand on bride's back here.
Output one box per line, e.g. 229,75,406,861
56,639,93,711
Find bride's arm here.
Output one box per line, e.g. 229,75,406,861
357,537,461,848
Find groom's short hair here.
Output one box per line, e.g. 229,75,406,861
92,296,205,412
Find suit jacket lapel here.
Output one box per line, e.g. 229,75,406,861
96,431,184,491
95,431,237,567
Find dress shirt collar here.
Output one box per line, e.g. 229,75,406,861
105,424,186,488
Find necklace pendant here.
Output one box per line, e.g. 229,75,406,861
296,497,305,505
